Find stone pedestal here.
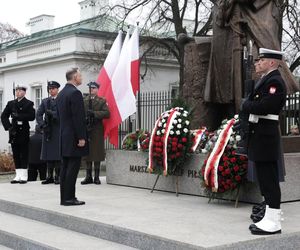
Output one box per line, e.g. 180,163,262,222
106,150,300,203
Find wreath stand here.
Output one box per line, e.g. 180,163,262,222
207,185,241,208
150,174,180,197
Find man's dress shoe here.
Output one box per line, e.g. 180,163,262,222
61,199,85,206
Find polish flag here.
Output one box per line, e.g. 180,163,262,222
129,27,140,95
97,31,136,147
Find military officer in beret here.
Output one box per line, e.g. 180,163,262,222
81,81,110,185
36,81,61,184
241,48,286,235
1,85,35,184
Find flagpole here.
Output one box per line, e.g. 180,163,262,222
136,22,141,131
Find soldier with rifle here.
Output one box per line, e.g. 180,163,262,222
1,84,35,184
81,81,110,185
36,81,61,184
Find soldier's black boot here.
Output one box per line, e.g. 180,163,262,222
81,162,93,185
54,164,60,185
42,167,54,184
94,162,101,185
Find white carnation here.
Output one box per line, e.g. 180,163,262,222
178,118,182,123
158,122,162,127
177,124,182,129
156,131,161,136
217,129,221,135
176,130,181,135
235,135,241,141
229,137,234,142
161,129,165,134
170,130,174,135
201,149,208,154
234,114,239,119
162,119,166,123
183,113,187,117
170,125,174,129
163,123,166,128
183,128,188,133
173,120,178,124
185,120,190,125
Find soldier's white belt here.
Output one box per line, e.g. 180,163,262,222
249,114,279,123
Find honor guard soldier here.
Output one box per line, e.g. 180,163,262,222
81,81,110,185
36,81,61,184
1,85,35,184
241,48,286,235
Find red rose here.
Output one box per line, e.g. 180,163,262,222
204,159,207,164
225,169,231,175
182,137,187,143
224,162,229,167
230,158,237,163
226,179,232,184
155,147,162,153
233,165,239,172
172,147,177,152
218,166,224,172
176,152,181,157
172,137,178,142
224,184,230,190
221,172,226,176
232,150,236,155
235,175,241,181
239,155,247,161
172,142,177,147
170,154,176,159
223,156,229,161
178,143,183,149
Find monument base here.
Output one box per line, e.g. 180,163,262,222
106,150,300,204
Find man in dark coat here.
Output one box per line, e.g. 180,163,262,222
56,68,88,206
36,81,61,185
1,85,35,184
28,125,46,181
81,82,110,185
242,48,286,235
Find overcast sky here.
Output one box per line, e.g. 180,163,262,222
0,0,80,34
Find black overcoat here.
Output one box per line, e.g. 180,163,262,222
242,69,286,162
56,83,88,157
36,97,61,161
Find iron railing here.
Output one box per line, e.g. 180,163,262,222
104,91,300,149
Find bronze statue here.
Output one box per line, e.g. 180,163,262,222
204,0,298,113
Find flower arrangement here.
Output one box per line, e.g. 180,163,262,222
122,129,150,151
0,151,15,172
147,107,192,176
200,116,248,194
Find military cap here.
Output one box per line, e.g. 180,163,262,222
258,48,284,60
87,81,99,88
15,85,27,91
48,81,60,89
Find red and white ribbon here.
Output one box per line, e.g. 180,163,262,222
204,119,235,191
190,128,207,152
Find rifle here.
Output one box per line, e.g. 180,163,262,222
44,82,53,141
235,40,255,155
86,83,94,133
8,82,17,144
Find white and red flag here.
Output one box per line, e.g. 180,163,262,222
129,27,140,95
97,31,136,147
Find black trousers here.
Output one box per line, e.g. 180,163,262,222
11,141,29,169
28,163,47,181
255,161,281,209
60,157,81,203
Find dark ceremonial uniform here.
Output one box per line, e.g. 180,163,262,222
1,97,35,183
28,127,47,181
243,69,286,209
36,85,61,184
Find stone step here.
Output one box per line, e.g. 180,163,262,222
0,244,13,250
0,199,201,250
0,211,136,250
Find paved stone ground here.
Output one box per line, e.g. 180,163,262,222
0,177,299,249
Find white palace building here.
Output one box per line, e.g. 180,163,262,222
0,0,179,151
